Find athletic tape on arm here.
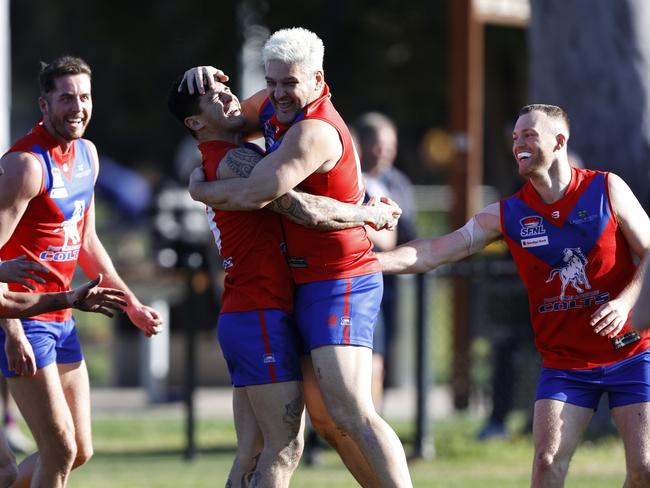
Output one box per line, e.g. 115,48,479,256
457,204,500,255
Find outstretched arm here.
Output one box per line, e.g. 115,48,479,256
377,203,502,274
0,274,126,319
590,174,650,337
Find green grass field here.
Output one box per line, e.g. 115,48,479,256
56,410,627,487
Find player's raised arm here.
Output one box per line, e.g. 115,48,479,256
378,202,502,274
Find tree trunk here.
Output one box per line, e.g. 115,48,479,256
529,0,650,210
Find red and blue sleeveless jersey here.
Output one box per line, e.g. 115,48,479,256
501,167,650,369
1,122,96,321
199,140,293,313
258,84,380,283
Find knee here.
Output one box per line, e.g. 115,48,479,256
533,450,568,481
272,435,304,471
628,462,650,486
40,431,78,473
326,403,372,436
72,442,93,470
0,462,18,488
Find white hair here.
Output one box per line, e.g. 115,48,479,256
262,27,324,73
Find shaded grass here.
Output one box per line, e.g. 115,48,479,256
60,411,627,487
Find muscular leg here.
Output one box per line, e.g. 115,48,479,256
0,429,17,487
531,399,593,488
246,381,304,488
227,388,263,487
8,363,78,488
611,402,650,487
302,357,380,487
311,345,412,488
58,361,93,470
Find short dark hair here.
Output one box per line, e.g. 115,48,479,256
519,104,570,134
167,75,212,137
38,56,92,95
353,112,397,148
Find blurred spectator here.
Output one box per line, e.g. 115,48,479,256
353,112,417,410
96,156,153,224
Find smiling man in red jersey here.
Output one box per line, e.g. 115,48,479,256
181,27,412,488
0,56,163,488
378,104,650,488
168,71,401,487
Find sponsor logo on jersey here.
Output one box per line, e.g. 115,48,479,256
222,256,233,269
519,215,548,247
545,247,591,300
50,167,69,199
570,209,598,225
340,316,351,327
75,159,92,178
263,353,276,364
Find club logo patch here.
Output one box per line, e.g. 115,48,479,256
519,215,548,247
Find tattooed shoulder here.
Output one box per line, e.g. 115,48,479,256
218,146,264,179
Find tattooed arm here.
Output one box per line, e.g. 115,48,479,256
197,145,401,231
268,191,399,230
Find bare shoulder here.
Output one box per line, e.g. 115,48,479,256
606,172,643,218
0,151,43,194
217,145,264,180
284,119,341,169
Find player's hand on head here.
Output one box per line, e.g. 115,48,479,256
590,297,629,338
68,274,128,318
126,303,163,337
179,66,229,95
0,255,49,289
4,328,36,377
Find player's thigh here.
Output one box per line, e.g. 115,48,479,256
7,363,74,448
532,399,593,458
246,381,304,444
232,387,263,457
57,360,92,453
310,345,374,410
612,402,650,469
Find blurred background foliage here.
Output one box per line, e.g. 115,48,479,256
9,0,451,184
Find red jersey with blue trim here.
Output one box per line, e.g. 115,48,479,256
258,84,380,283
1,122,96,321
501,167,650,369
199,140,293,313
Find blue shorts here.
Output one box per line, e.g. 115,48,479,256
0,318,83,377
294,272,383,352
536,350,650,410
218,309,302,387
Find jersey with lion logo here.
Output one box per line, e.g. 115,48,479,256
501,167,650,369
1,122,95,321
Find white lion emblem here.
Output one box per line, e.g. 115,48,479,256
546,247,591,300
55,200,85,250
